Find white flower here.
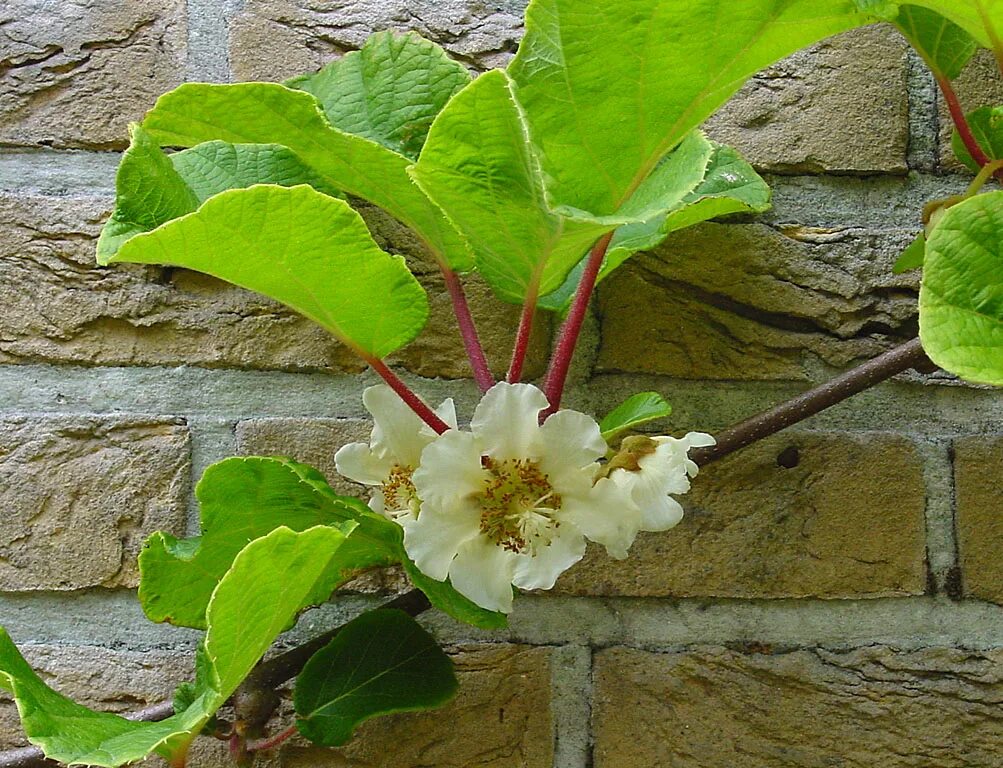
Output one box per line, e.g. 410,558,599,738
608,432,715,532
334,385,456,521
402,382,640,613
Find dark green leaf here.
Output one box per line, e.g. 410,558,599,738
402,558,508,630
892,232,926,273
953,106,1003,172
895,5,978,79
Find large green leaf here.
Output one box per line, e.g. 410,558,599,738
97,125,341,261
141,457,398,630
102,184,428,360
920,191,1003,384
599,392,673,443
0,526,349,767
894,5,978,79
294,609,457,746
287,31,471,160
508,0,871,217
538,139,770,313
953,106,1003,172
140,82,472,270
859,0,1003,49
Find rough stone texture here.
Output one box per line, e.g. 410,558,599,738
939,50,1003,172
706,26,910,174
230,0,527,81
955,436,1003,603
596,223,919,380
593,645,1003,768
0,0,186,148
0,416,189,591
556,433,927,599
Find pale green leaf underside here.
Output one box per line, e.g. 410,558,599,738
508,0,871,217
599,392,673,442
870,0,1003,49
294,609,457,746
105,184,428,359
894,4,978,79
288,31,471,160
97,125,340,261
140,457,394,629
920,191,1003,384
141,82,472,270
953,106,1003,172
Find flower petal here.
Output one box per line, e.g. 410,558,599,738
511,526,587,590
470,382,548,460
538,409,607,476
364,385,435,467
449,537,518,613
400,501,482,582
412,430,486,509
563,477,642,559
637,493,685,532
334,442,393,486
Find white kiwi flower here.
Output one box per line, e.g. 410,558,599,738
401,382,640,613
334,385,456,522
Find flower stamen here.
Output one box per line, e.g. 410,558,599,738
478,457,563,553
382,463,419,519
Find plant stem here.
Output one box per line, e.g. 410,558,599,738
542,232,614,415
938,75,990,168
966,158,1003,197
507,282,539,383
247,725,299,753
364,357,451,434
441,268,495,393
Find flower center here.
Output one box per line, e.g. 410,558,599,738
382,463,420,518
478,457,563,553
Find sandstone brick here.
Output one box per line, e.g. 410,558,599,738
939,50,1003,172
230,0,525,82
0,0,186,148
594,645,1003,768
706,26,910,174
596,223,918,380
0,416,190,590
954,436,1003,602
556,433,927,599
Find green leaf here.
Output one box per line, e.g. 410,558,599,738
599,393,673,442
538,139,770,313
102,184,428,360
893,232,926,273
141,81,472,270
294,609,457,746
920,190,1003,384
287,31,471,160
507,0,871,217
953,106,1003,173
97,125,342,261
402,558,508,630
894,5,978,79
867,1,1003,49
140,457,398,629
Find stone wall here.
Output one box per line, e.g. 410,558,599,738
1,2,1001,766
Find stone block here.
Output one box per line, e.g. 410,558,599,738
230,0,526,82
596,223,918,380
706,26,910,174
0,0,186,148
594,645,1003,767
0,416,190,590
954,436,1003,602
939,50,1003,172
556,433,927,599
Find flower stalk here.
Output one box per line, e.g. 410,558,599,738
441,267,495,392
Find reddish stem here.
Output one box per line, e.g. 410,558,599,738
938,75,991,168
542,232,614,416
365,357,450,434
247,725,299,753
507,282,539,383
441,268,495,393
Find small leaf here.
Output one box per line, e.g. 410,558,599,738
894,5,978,80
953,106,1003,173
141,81,472,270
892,232,926,273
402,558,508,630
140,457,399,629
102,184,429,360
920,190,1003,384
599,393,673,442
287,31,471,160
294,609,458,746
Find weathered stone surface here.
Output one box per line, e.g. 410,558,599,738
706,26,910,174
596,223,918,380
230,0,526,82
556,433,927,598
0,644,190,750
939,50,1003,172
0,0,186,148
594,645,1003,768
955,436,1003,603
0,416,189,590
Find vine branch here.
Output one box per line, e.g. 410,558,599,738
0,338,933,768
